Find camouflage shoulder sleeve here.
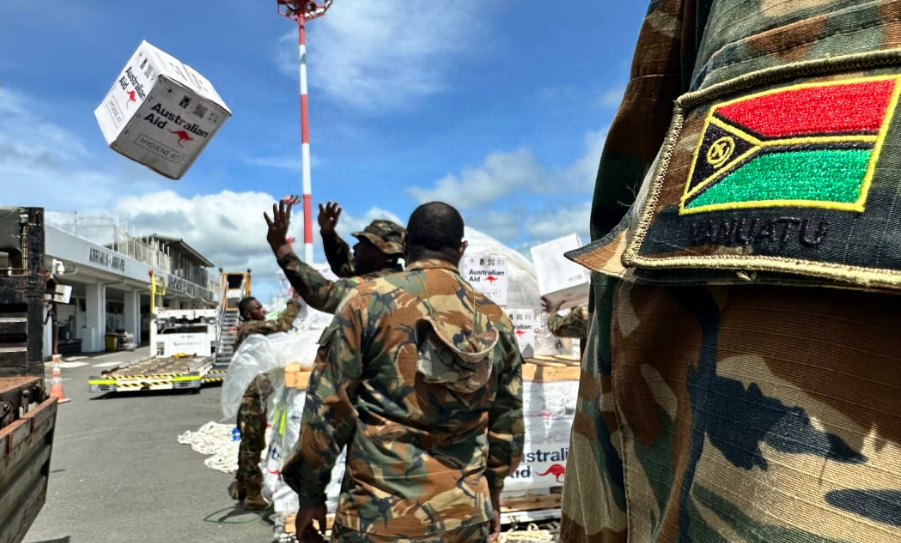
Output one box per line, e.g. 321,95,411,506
561,0,686,540
547,306,588,339
276,299,301,331
322,230,356,278
234,319,282,351
278,250,353,314
281,290,365,505
486,327,525,500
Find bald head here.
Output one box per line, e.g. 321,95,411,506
404,202,467,265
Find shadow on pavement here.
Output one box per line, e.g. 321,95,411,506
203,504,275,526
89,389,201,401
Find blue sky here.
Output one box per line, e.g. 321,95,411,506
0,0,647,300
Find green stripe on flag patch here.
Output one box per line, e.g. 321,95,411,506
685,148,872,211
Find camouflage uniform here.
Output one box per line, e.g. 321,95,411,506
547,306,589,340
561,1,901,542
234,298,300,351
233,299,300,501
322,219,405,278
280,220,404,314
281,259,525,541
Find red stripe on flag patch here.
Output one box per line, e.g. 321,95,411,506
716,78,897,138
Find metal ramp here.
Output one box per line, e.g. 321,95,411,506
214,308,239,368
212,270,251,370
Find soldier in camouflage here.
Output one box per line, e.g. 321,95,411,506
318,200,404,279
266,198,405,314
541,296,588,356
231,295,299,510
560,1,901,542
279,202,525,543
233,296,300,351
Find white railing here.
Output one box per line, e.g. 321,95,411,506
47,211,220,302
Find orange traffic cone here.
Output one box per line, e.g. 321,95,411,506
49,354,71,404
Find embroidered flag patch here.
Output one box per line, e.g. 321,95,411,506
680,76,901,215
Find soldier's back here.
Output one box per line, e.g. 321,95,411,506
333,259,521,538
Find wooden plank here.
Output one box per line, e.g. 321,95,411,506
529,361,568,368
0,446,51,525
0,320,26,335
0,399,56,490
552,355,581,365
0,473,47,543
5,419,32,457
22,399,57,441
521,363,580,383
0,399,53,543
501,493,562,512
286,367,312,390
0,376,40,392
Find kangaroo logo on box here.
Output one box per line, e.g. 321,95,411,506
143,102,210,147
169,129,194,147
537,463,566,483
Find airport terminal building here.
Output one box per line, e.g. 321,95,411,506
43,215,220,355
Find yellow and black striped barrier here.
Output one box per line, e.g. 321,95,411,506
88,371,208,394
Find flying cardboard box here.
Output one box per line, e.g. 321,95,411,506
531,233,590,310
94,40,231,179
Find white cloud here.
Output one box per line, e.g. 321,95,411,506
104,191,400,301
111,190,304,277
597,84,626,109
0,88,165,209
525,202,591,241
334,206,404,238
408,149,544,210
276,0,491,112
408,128,607,210
244,156,302,170
243,154,326,170
406,128,605,250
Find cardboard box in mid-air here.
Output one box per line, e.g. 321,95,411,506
95,40,231,180
531,234,590,311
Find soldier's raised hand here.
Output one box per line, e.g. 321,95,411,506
264,197,297,259
318,201,342,234
541,295,563,315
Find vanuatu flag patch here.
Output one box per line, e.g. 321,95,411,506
680,76,901,215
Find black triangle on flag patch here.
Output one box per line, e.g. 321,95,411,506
686,121,757,194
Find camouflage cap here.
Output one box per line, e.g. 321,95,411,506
352,220,405,256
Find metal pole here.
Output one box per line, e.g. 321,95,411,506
298,15,314,264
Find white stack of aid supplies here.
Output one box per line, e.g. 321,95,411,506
94,40,231,179
531,234,590,310
500,361,579,508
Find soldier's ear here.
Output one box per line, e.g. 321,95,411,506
459,240,468,257
402,232,408,258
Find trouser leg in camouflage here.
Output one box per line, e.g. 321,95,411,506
234,374,272,503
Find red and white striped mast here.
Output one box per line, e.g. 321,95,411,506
277,0,332,264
